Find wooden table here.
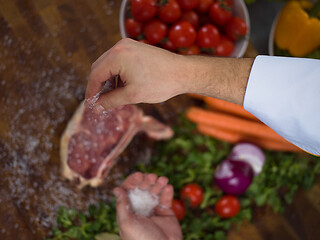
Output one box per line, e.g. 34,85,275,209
0,1,319,240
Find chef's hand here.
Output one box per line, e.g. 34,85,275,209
113,172,182,240
86,38,253,110
86,38,190,111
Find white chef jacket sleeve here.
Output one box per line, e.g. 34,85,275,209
243,55,320,155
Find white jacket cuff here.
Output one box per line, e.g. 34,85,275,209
243,55,320,155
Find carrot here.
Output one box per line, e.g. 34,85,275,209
197,124,241,143
186,107,288,143
204,97,259,121
197,124,301,152
187,93,205,100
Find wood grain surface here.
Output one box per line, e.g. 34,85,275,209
0,0,319,240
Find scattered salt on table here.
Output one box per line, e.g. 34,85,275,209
128,188,159,217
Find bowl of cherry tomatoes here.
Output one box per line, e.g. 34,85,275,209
120,0,250,57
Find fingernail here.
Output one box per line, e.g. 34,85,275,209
159,176,168,184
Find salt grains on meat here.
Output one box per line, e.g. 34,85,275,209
60,101,174,188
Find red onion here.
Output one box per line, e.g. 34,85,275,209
214,158,254,195
229,142,266,176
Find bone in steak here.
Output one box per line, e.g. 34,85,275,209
60,101,173,188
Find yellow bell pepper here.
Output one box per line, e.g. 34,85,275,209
275,0,320,57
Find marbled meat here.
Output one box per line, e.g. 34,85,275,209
60,102,173,188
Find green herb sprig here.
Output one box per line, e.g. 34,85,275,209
47,201,118,240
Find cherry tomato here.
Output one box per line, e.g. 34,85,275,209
225,16,248,41
144,19,167,45
177,0,199,10
197,24,220,48
215,195,240,218
171,199,186,220
181,10,199,29
161,38,176,52
215,35,234,56
196,0,213,13
178,44,200,55
169,21,197,48
131,0,157,22
209,1,233,27
125,18,143,38
158,0,181,23
224,0,234,7
180,183,203,207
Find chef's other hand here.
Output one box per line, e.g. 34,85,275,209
113,172,182,240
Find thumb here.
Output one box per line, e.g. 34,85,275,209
113,187,132,223
94,88,133,111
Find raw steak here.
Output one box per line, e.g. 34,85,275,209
60,101,173,188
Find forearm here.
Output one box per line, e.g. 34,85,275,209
180,55,255,105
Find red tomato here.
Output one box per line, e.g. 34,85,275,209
224,0,234,6
181,10,199,29
196,0,213,13
215,35,234,56
226,16,248,41
161,39,176,51
178,44,200,55
144,19,167,45
158,0,181,23
131,0,157,22
125,18,143,38
169,21,197,48
180,183,204,207
197,24,220,48
171,199,186,220
209,1,233,27
215,195,240,218
177,0,199,10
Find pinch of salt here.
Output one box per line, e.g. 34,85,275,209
128,188,159,217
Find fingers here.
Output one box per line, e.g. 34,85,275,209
85,62,115,100
138,173,157,190
93,88,131,112
154,185,175,216
86,37,187,113
149,176,169,195
85,43,121,100
120,172,169,199
118,172,174,217
113,187,132,223
122,172,164,192
121,172,144,190
91,49,111,70
159,184,174,208
85,38,136,100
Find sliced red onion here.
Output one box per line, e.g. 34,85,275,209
229,142,265,176
214,159,254,195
